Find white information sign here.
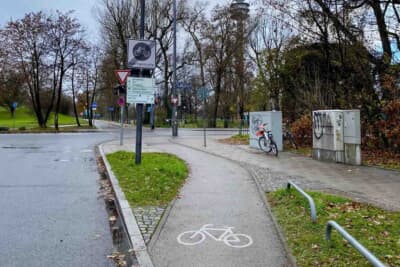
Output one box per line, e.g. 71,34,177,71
126,77,155,104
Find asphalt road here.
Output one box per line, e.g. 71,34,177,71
0,122,238,267
0,132,116,267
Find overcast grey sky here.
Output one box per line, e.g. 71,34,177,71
0,0,232,38
0,0,100,37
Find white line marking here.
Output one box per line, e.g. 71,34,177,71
177,224,253,248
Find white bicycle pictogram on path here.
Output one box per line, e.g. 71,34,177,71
177,224,253,248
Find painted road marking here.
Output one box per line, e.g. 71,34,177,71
177,224,253,248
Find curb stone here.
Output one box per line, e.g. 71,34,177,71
99,144,154,267
245,165,297,267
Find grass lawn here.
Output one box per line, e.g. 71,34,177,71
0,106,87,129
268,189,400,267
106,151,188,206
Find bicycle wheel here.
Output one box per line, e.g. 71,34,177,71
177,230,205,246
258,137,271,153
270,142,278,157
224,233,253,248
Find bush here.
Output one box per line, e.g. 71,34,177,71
0,126,9,132
291,114,312,147
364,100,400,152
19,126,26,131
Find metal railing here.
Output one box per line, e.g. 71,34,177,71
287,180,317,222
325,220,387,267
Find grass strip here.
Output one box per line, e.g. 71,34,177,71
0,106,88,129
219,134,249,145
267,189,400,267
107,151,188,206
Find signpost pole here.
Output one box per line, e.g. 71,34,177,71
134,0,146,164
12,103,17,129
120,105,124,145
203,95,206,147
172,0,178,137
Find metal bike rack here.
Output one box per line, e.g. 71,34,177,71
287,180,317,222
325,220,386,267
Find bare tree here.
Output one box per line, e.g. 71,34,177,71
48,11,86,130
97,0,141,67
2,12,54,127
0,45,26,117
145,0,187,118
81,45,103,127
202,5,236,127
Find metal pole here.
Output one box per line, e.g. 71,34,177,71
150,103,155,130
135,0,146,164
172,0,178,137
120,106,124,145
287,181,317,222
325,221,387,267
203,97,206,147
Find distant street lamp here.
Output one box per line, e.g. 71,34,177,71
230,0,249,135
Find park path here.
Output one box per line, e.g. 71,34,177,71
147,142,289,267
173,136,400,211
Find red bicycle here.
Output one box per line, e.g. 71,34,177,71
256,123,278,156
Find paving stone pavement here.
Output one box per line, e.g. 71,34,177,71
132,206,167,244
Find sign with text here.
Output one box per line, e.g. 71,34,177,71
176,81,192,91
127,40,156,69
126,77,155,104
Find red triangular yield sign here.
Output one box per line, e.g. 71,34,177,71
115,69,131,85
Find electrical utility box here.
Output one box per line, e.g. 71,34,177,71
312,109,361,165
249,111,283,151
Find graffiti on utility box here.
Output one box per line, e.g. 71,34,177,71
313,111,335,140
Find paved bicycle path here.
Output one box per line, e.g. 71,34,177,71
147,142,288,267
172,136,400,211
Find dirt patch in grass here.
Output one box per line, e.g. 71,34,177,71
219,134,249,145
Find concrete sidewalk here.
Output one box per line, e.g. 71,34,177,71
173,136,400,211
102,138,291,267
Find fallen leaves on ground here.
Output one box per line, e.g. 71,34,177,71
107,252,126,267
362,149,400,170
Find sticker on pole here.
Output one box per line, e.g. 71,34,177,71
115,69,131,85
171,96,178,104
118,97,125,107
